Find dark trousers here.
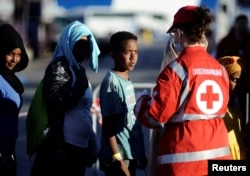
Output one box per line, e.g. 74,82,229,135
0,153,16,176
62,143,87,176
31,140,93,176
100,159,137,176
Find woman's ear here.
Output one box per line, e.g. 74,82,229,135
175,29,183,39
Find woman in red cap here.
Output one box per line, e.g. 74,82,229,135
135,5,231,176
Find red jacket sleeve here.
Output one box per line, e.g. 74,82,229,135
134,66,182,128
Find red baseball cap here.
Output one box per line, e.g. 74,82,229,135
167,6,198,33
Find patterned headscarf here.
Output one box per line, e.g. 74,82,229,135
217,56,244,75
52,21,100,72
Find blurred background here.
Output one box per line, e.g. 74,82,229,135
1,0,250,60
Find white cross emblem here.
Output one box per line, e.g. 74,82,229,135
196,80,223,114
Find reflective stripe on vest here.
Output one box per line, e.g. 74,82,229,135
170,113,226,122
145,60,188,126
145,109,165,127
169,61,189,109
157,146,230,164
135,96,164,128
169,61,225,122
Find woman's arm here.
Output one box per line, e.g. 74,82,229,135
43,57,88,111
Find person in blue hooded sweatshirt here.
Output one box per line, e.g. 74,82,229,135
30,21,100,176
0,23,29,176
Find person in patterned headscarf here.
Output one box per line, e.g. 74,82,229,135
0,23,29,176
218,56,247,159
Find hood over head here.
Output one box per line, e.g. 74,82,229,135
52,20,100,72
0,23,29,72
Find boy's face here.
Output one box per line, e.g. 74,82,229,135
113,39,138,71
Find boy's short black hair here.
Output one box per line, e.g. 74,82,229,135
109,31,137,52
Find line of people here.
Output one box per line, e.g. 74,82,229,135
1,4,249,176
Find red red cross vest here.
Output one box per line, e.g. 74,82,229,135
134,46,232,176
